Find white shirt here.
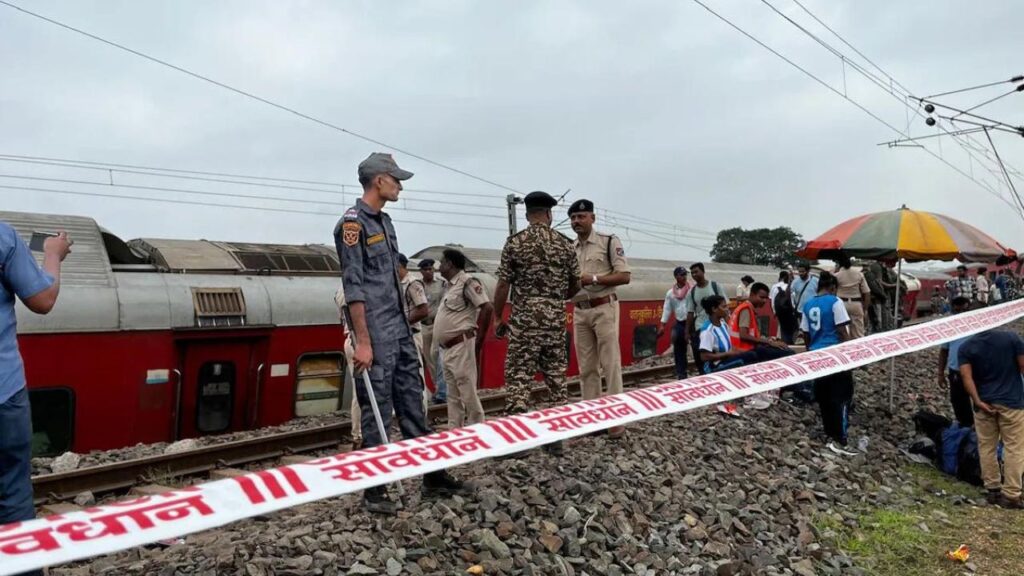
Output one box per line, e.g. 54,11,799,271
735,283,750,300
660,284,691,323
976,276,990,304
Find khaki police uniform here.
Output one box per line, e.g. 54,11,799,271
420,276,445,384
834,266,870,339
433,270,489,427
573,230,629,400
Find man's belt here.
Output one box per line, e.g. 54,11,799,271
840,297,862,302
575,294,618,310
440,329,477,349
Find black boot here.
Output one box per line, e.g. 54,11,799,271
363,486,398,515
422,470,475,497
543,440,564,457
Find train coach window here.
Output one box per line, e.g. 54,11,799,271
197,361,235,434
633,325,658,359
295,353,344,417
28,388,74,457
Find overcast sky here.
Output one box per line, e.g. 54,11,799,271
1,0,1021,263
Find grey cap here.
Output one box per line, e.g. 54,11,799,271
358,152,414,181
523,191,558,209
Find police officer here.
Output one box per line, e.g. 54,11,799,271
568,199,631,438
493,191,580,456
418,258,446,403
433,248,493,427
334,152,470,513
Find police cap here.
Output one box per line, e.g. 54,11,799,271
567,198,595,215
417,258,436,269
523,191,558,210
358,152,414,181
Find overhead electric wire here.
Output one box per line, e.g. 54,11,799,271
0,154,503,200
0,184,506,232
769,0,1024,194
0,173,508,219
922,75,1024,100
0,0,523,195
740,0,1024,218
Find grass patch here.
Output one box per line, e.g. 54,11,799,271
815,464,1024,576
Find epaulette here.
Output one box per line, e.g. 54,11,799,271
343,207,359,221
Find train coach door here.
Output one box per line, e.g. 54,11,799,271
177,341,256,439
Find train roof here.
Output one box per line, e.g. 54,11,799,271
411,245,782,284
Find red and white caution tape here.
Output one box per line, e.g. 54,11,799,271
3,300,1023,574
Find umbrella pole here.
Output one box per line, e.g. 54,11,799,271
889,258,902,411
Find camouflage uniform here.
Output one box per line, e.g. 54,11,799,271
497,222,580,413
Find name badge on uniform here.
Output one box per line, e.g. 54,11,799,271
366,233,386,246
342,222,361,247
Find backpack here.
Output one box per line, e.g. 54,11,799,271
774,284,796,321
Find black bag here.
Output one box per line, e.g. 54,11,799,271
774,285,797,324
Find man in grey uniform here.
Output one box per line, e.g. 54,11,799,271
334,152,470,514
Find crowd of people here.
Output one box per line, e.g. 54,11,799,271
2,152,1021,548
328,152,1024,512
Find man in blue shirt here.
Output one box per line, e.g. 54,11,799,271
937,297,974,426
790,263,819,327
799,272,857,456
1,222,71,576
958,330,1024,509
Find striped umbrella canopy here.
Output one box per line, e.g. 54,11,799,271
797,205,1017,263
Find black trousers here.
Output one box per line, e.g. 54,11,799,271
814,371,854,445
947,369,975,428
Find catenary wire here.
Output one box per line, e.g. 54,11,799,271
0,0,523,195
0,173,508,220
718,0,1023,218
0,184,507,232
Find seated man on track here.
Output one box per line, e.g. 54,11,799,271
698,294,791,416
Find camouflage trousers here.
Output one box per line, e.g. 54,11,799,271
504,327,568,414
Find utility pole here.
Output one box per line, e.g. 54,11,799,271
506,194,522,237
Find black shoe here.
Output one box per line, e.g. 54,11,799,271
363,486,398,515
423,470,475,497
543,440,564,457
996,494,1024,509
986,489,1002,505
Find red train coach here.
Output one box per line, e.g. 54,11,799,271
7,210,780,456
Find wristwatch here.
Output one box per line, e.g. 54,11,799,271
591,274,599,285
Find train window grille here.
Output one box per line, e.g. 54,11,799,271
235,251,339,274
27,388,75,457
294,353,345,418
191,287,246,327
196,361,235,434
632,325,658,359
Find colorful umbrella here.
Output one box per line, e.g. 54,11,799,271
797,205,1016,263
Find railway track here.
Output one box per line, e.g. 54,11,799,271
32,363,676,503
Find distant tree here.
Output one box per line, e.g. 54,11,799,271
710,227,808,268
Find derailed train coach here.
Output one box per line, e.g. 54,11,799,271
6,210,781,456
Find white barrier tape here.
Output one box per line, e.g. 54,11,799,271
2,300,1023,575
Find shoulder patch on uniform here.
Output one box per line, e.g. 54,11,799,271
343,208,358,220
366,233,385,246
616,247,625,257
342,221,361,247
472,280,483,294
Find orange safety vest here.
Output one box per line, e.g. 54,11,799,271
729,301,760,351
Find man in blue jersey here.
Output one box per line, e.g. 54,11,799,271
799,272,857,456
937,297,974,427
